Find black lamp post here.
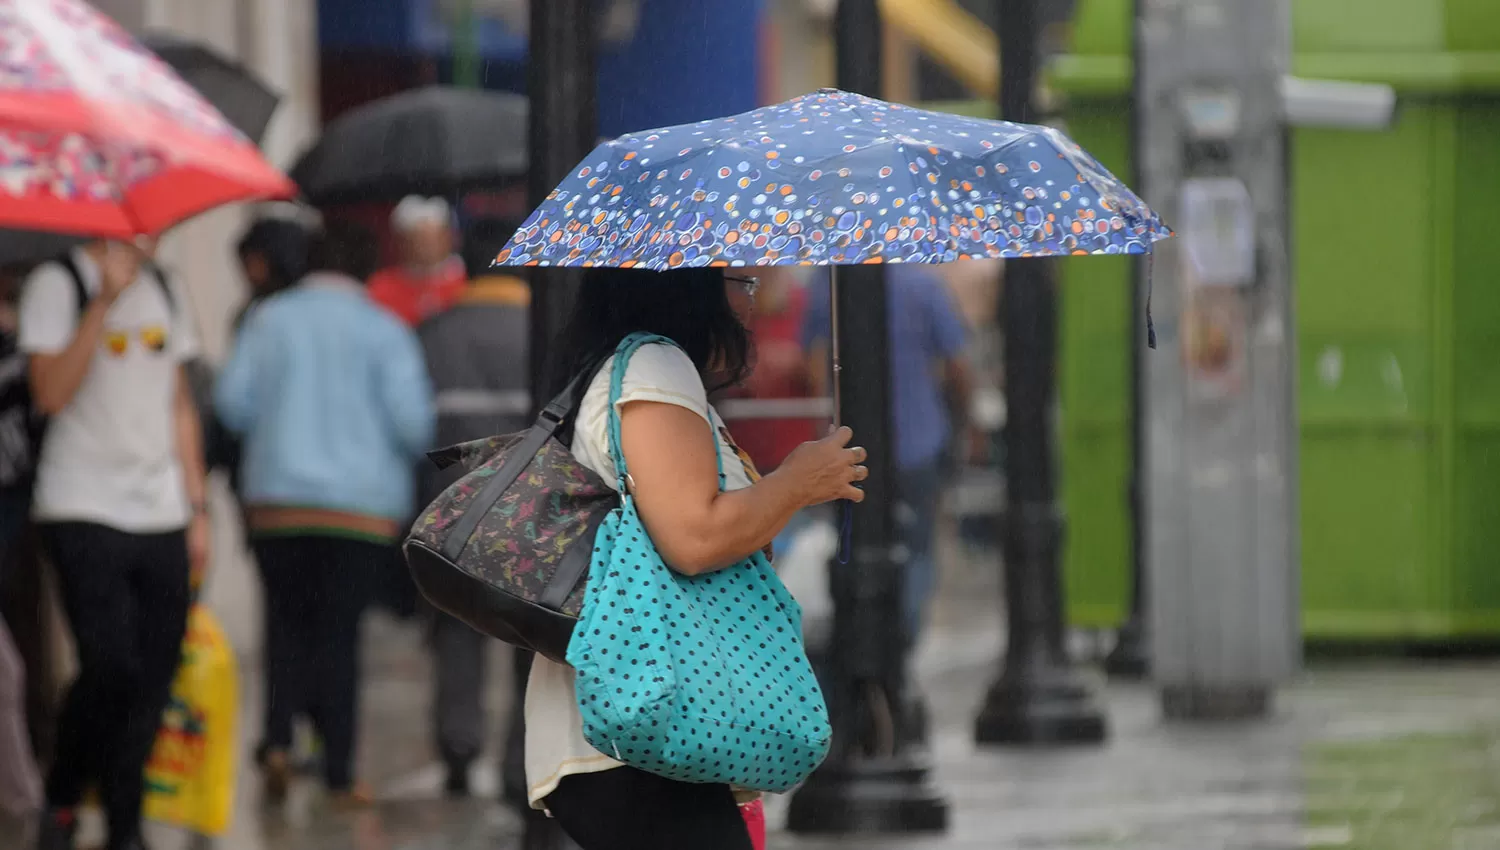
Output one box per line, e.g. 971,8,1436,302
1105,282,1150,681
1104,0,1152,682
785,0,949,835
507,2,596,847
1104,525,1150,678
525,0,596,399
972,0,1109,745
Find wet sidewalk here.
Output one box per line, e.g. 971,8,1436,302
119,544,1500,850
780,660,1500,850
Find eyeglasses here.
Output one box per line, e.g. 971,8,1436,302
725,275,760,298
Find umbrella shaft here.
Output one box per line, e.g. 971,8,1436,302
831,266,843,428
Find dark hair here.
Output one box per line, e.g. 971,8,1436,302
551,266,750,396
461,217,523,279
236,218,309,294
307,220,378,282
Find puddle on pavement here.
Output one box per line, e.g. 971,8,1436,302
1302,729,1500,850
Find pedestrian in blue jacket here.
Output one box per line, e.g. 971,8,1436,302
216,220,435,807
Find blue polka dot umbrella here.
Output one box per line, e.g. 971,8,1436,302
495,88,1170,270
497,88,1172,428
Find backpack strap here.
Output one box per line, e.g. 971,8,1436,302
147,264,176,315
57,254,90,319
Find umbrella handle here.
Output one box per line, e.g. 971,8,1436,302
837,499,852,565
829,266,852,566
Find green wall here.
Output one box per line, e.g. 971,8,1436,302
1032,0,1500,638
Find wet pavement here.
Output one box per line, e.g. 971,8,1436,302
54,542,1500,850
778,661,1500,850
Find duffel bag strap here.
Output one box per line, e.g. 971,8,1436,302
540,361,599,426
438,358,608,562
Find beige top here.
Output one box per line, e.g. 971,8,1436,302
525,343,760,809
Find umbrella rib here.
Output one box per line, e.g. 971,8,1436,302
893,139,935,263
843,94,970,264
891,131,956,265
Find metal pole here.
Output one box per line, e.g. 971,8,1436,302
830,266,843,425
525,0,595,400
510,3,595,847
452,0,481,89
786,0,948,834
1105,0,1151,681
973,0,1108,746
1138,0,1299,723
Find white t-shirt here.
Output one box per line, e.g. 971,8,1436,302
524,342,758,809
18,249,199,532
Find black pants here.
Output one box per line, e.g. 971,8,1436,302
41,522,190,849
252,535,379,791
547,767,752,850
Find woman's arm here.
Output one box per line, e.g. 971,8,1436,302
175,367,211,582
175,367,207,512
26,246,146,415
29,299,112,415
620,402,865,576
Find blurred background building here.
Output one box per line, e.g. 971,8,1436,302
14,2,1500,847
103,0,1500,691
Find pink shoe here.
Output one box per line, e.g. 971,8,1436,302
739,799,766,850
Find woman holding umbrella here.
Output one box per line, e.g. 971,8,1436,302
523,267,866,849
490,88,1168,850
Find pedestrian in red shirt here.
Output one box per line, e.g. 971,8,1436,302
716,268,823,566
367,196,467,326
720,268,818,474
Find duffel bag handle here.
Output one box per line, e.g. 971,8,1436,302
437,358,608,562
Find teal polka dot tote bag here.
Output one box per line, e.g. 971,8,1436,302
566,333,832,792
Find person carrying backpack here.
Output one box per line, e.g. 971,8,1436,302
412,218,531,797
20,239,208,850
0,262,43,847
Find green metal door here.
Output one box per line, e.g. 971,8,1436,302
1043,0,1500,640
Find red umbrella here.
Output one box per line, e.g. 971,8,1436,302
0,0,295,240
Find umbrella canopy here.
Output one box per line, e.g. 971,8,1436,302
141,33,281,144
0,0,296,239
496,88,1169,269
291,86,528,206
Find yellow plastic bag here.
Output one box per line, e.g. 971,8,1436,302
142,604,239,836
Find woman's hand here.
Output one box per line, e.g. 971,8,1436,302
775,426,868,506
187,512,212,590
97,240,144,304
622,404,864,575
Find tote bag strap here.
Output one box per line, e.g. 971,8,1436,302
605,332,727,494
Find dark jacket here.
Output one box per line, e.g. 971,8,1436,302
414,275,531,506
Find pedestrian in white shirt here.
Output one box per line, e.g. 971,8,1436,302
21,240,208,850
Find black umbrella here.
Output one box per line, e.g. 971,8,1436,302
141,33,281,144
290,86,529,206
0,230,86,271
